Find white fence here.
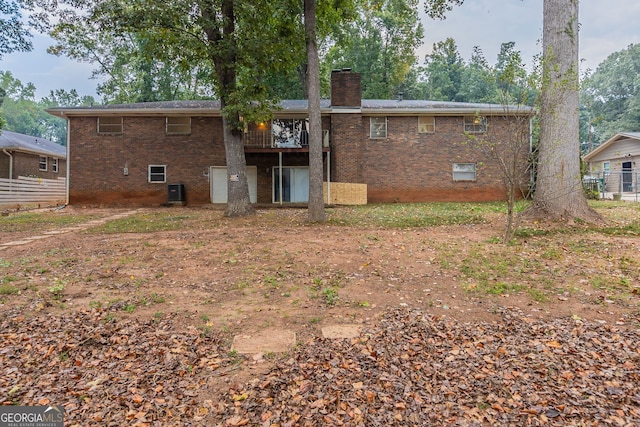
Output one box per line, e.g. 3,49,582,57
0,176,66,206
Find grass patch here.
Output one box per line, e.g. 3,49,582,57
0,285,19,295
87,213,191,233
0,213,97,233
328,202,500,228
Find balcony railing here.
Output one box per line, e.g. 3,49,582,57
243,130,330,149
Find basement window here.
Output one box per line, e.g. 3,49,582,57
370,117,387,139
166,116,191,135
453,163,477,181
148,165,166,183
98,117,123,134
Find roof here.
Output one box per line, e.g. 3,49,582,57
0,130,66,158
47,99,536,118
582,132,640,162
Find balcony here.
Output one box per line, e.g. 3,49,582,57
243,129,330,150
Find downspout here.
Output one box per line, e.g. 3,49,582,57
2,149,13,180
65,117,70,205
278,152,283,205
326,151,331,204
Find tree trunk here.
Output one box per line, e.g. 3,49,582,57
528,0,602,223
222,116,255,217
305,0,326,222
202,0,254,217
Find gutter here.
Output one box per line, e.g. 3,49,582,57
2,149,13,179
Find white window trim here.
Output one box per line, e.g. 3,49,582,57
453,163,477,182
148,165,167,183
166,116,191,135
464,116,488,134
418,116,435,134
39,156,48,171
370,117,387,139
98,117,124,134
52,158,59,173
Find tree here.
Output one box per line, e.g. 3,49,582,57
0,87,6,130
464,48,536,243
0,0,32,59
47,27,215,103
421,38,465,101
305,0,326,222
325,0,423,99
581,43,640,145
424,0,600,223
23,0,306,217
0,72,95,143
529,0,600,222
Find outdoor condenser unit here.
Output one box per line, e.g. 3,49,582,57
167,183,186,204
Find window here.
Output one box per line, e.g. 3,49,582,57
98,117,123,134
418,116,435,133
148,165,166,183
52,158,59,173
370,117,387,139
39,156,48,171
166,116,191,134
603,161,610,174
453,163,477,181
464,116,487,133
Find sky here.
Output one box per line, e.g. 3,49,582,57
2,0,640,101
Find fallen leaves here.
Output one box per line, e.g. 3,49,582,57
1,304,639,425
0,308,229,426
216,307,640,426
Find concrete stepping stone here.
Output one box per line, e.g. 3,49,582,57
232,329,296,354
321,324,362,339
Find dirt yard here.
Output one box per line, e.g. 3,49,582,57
1,205,639,426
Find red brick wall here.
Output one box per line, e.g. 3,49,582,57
330,113,364,183
1,151,66,180
357,115,527,202
67,105,528,205
67,116,330,205
68,116,226,205
331,70,361,107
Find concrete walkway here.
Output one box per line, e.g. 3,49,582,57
232,324,363,355
0,209,144,250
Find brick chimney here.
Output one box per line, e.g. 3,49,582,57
330,68,361,108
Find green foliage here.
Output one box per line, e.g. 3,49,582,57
87,213,190,234
324,0,424,99
0,212,98,233
0,284,19,295
0,71,95,142
581,43,640,146
412,38,538,105
422,0,464,19
0,1,33,59
328,202,495,227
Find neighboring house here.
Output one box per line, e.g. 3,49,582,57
0,130,67,180
583,132,640,193
47,70,534,206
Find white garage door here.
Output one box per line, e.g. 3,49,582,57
210,166,257,203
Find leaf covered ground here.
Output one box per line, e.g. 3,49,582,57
1,203,639,426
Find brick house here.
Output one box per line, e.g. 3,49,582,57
47,70,534,206
0,130,67,180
